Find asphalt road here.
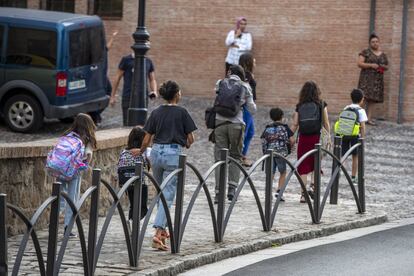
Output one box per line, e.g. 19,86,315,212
226,224,414,276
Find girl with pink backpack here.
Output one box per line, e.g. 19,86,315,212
46,113,97,237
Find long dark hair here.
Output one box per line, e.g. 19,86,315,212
64,113,97,149
126,126,145,150
239,53,254,74
298,81,321,106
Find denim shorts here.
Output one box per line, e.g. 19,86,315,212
273,156,287,174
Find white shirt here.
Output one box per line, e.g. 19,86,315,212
225,30,252,65
345,104,368,123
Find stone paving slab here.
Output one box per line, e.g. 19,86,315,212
7,189,386,276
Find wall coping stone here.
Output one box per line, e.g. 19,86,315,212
0,128,131,159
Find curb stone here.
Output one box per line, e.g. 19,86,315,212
134,213,387,276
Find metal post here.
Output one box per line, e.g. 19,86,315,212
127,0,151,126
88,169,101,275
131,162,143,267
264,150,274,231
313,144,322,223
358,138,366,213
46,183,61,276
330,136,342,204
397,0,409,124
217,149,228,242
369,0,376,36
0,194,8,276
173,155,187,253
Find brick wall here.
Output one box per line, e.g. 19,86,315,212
16,0,414,122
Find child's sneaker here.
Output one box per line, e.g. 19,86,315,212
352,176,358,183
275,189,285,202
64,226,77,238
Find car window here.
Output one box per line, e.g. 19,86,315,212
69,26,104,68
6,27,57,69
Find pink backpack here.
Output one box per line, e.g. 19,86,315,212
46,132,87,181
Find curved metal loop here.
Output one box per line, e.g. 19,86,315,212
224,156,267,233
136,171,179,258
318,145,362,220
94,179,134,268
55,192,89,276
269,153,316,227
180,162,219,244
7,204,46,276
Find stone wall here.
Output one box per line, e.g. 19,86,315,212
0,128,130,235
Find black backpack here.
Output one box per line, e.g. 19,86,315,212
214,78,243,117
298,102,322,135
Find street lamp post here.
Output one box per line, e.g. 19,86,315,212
127,0,150,126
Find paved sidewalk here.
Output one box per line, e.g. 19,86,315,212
8,193,386,275
5,97,414,275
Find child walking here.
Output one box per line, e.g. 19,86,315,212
261,108,295,201
46,113,96,237
117,127,149,227
139,80,197,251
334,89,367,182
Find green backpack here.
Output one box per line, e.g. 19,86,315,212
334,107,360,137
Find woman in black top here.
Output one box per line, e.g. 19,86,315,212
239,53,256,166
140,81,197,251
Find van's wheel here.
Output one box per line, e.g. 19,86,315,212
4,94,43,133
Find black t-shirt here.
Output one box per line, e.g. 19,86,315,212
143,105,197,146
119,55,155,100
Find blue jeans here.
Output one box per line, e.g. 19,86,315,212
242,108,255,156
150,144,182,230
59,175,81,227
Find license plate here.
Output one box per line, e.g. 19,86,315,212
68,80,86,90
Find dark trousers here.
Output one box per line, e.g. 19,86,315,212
126,184,148,220
122,98,130,126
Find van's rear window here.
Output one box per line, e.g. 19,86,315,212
6,27,57,69
69,27,105,68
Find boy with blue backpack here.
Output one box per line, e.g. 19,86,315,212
261,108,295,201
334,89,367,182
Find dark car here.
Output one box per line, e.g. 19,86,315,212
0,8,109,132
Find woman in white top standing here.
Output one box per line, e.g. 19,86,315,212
225,17,253,76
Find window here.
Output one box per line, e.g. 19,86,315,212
6,27,57,68
69,27,104,68
94,0,123,19
0,0,27,8
46,0,75,13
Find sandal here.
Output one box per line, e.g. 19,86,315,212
242,157,253,167
308,183,315,200
366,120,377,126
300,192,306,203
160,229,170,245
152,229,169,251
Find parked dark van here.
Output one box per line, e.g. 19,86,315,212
0,8,109,132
